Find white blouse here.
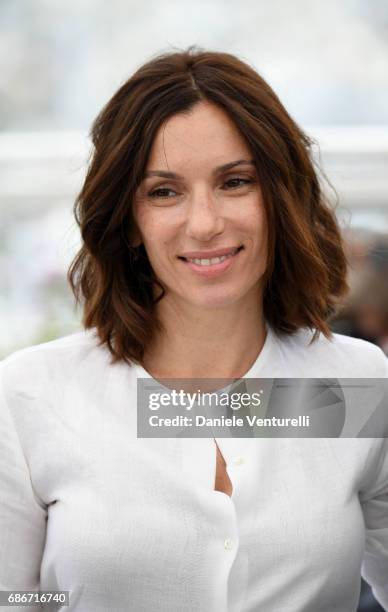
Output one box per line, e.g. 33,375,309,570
0,325,387,612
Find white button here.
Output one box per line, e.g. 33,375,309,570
224,538,233,550
232,456,245,466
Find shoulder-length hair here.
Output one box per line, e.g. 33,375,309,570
68,45,348,366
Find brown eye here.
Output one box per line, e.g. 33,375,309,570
148,188,178,199
223,178,253,189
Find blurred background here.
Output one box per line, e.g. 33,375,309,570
0,2,387,608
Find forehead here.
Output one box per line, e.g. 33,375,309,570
145,101,252,170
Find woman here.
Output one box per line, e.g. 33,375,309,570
1,47,387,612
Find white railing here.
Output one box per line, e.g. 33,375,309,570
0,127,387,211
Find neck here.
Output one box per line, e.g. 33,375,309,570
142,291,267,379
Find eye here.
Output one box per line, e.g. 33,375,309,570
148,187,178,199
222,177,254,190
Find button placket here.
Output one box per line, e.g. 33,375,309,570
232,455,245,466
224,537,233,551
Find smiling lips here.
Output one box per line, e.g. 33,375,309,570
178,246,243,276
187,252,234,266
179,246,242,264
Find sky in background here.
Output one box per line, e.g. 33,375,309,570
1,0,388,130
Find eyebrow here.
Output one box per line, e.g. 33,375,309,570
143,159,255,180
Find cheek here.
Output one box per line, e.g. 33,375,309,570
240,204,267,247
140,221,175,266
135,204,180,242
254,200,267,240
133,210,159,250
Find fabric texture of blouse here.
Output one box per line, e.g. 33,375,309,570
0,325,388,612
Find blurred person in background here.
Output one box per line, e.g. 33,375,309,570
0,47,387,612
333,238,388,355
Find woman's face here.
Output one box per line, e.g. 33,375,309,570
133,100,267,310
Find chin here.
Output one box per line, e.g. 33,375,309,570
185,289,245,309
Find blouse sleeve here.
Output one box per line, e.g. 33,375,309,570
360,438,388,610
0,362,47,610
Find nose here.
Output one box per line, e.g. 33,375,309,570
184,188,225,242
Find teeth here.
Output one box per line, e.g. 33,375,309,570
186,251,237,266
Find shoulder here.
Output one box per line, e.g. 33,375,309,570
0,329,113,398
274,327,388,377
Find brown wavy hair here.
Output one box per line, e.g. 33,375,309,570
68,45,349,366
